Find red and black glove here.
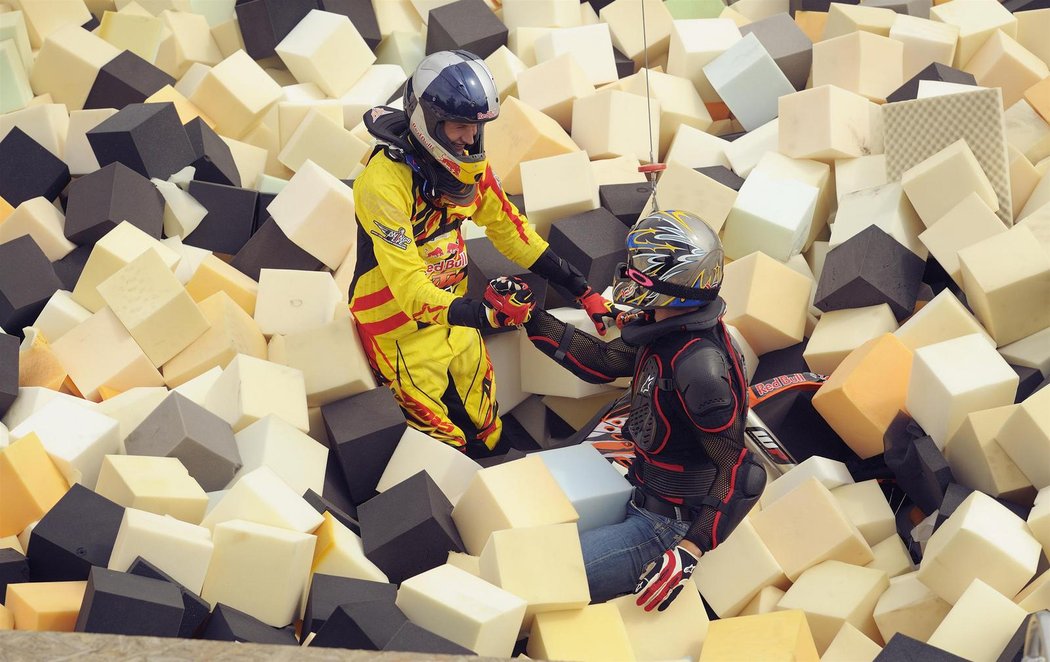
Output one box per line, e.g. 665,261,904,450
634,545,699,612
576,287,616,336
482,276,535,328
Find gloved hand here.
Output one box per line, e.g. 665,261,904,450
482,276,535,328
615,308,654,329
576,286,616,336
634,545,700,612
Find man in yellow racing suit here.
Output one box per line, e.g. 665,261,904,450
349,50,615,455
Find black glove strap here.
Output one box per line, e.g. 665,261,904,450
448,298,485,329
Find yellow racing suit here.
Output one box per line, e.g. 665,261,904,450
349,150,548,450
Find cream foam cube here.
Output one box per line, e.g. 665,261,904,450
275,9,374,98
722,169,817,261
699,609,821,662
33,290,90,344
929,0,1016,68
507,26,548,67
500,0,581,30
519,150,599,238
959,226,1050,346
95,387,169,453
201,465,323,533
17,326,67,392
873,571,951,643
155,9,222,79
725,118,780,178
253,269,341,337
1015,569,1050,614
154,178,207,240
527,603,635,661
16,0,91,49
822,622,882,662
376,427,481,507
0,10,32,74
997,386,1050,489
189,49,281,139
267,160,356,270
278,109,369,179
0,197,75,262
866,535,915,579
10,398,119,490
2,386,95,431
665,124,732,170
752,150,834,250
762,456,855,508
600,0,673,67
97,248,209,368
571,88,660,163
98,7,164,63
1029,487,1050,554
484,46,526,101
107,507,213,594
776,560,889,654
221,133,270,183
447,551,481,578
451,455,578,555
204,353,308,432
812,31,903,104
163,290,266,388
277,99,341,151
998,326,1050,379
71,221,181,314
0,103,69,158
907,333,1019,448
704,32,795,132
485,95,579,196
374,28,424,72
917,490,1041,604
901,138,999,228
894,289,992,351
29,25,120,111
519,306,619,398
516,53,595,133
740,585,787,617
928,578,1028,662
1005,105,1050,183
612,579,708,660
229,414,327,498
778,85,874,162
823,3,896,39
752,478,873,582
830,480,896,546
184,254,258,317
721,251,812,355
836,155,888,202
201,519,316,627
311,511,388,583
667,18,741,102
478,523,589,627
621,69,713,157
945,405,1034,503
889,14,959,80
653,161,736,233
533,23,617,86
266,317,376,407
337,64,406,129
832,183,927,259
919,192,1008,288
397,563,527,658
95,455,208,524
64,108,117,176
695,518,790,618
804,305,899,376
964,29,1049,109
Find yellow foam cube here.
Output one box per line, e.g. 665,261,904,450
4,581,86,632
519,150,599,238
611,579,708,661
0,433,69,537
486,95,580,195
311,511,388,583
599,0,673,67
700,609,820,662
94,455,208,524
527,603,635,662
721,251,812,356
145,85,216,129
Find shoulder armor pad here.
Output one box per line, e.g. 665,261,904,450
673,343,735,430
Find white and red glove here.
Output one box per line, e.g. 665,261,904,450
482,276,535,328
634,545,699,612
576,286,617,336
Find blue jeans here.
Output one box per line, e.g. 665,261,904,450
580,501,690,604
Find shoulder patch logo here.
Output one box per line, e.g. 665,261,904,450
371,220,412,250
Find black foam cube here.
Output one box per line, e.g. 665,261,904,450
198,603,299,645
304,489,360,535
0,127,70,206
27,484,125,581
697,165,745,191
507,193,526,215
475,446,528,468
182,181,258,255
0,235,63,336
321,450,361,521
426,0,507,58
63,162,164,245
74,566,184,637
82,14,101,31
465,237,549,335
0,548,30,603
936,482,1031,530
547,208,630,301
318,0,382,51
886,62,977,104
740,12,813,91
1011,364,1043,403
84,50,175,110
184,118,241,188
87,102,196,181
230,217,324,281
790,0,858,13
359,471,465,584
252,192,276,233
599,182,651,227
751,384,856,464
51,244,92,291
303,574,397,635
753,339,809,382
875,633,969,661
814,225,925,321
321,387,407,506
311,600,408,650
997,614,1031,662
1004,0,1050,10
127,557,211,639
0,332,17,417
860,0,931,18
613,46,634,79
235,0,318,59
383,621,474,655
885,429,953,515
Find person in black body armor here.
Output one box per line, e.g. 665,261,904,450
522,209,767,611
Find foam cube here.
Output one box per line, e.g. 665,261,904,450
535,444,632,532
0,433,69,538
278,107,369,178
873,571,951,643
267,316,376,407
699,609,820,662
201,518,316,627
484,45,526,100
571,88,660,163
229,414,327,498
184,117,240,187
123,559,208,640
84,50,174,111
822,623,883,662
62,109,115,177
1002,319,1050,376
311,599,407,649
311,511,389,584
253,269,341,339
27,484,124,582
0,128,69,208
761,456,854,508
527,602,634,661
831,480,896,546
0,42,31,112
835,155,888,203
303,574,396,635
667,18,742,103
720,251,812,356
621,69,712,157
599,0,673,67
153,10,222,80
722,169,818,261
182,180,258,255
1015,568,1050,614
832,183,926,259
4,580,87,632
888,15,959,81
997,386,1050,489
778,85,873,162
902,138,999,228
518,151,599,240
184,255,259,317
268,160,356,269
0,236,62,338
322,387,406,506
485,95,578,195
204,353,308,433
545,207,628,300
376,427,481,507
866,535,915,579
95,455,208,524
611,579,709,661
918,192,1007,288
519,306,620,398
739,12,812,92
894,290,991,351
927,578,1027,662
945,405,1034,502
465,239,549,326
0,197,74,262
28,25,120,111
695,518,790,618
106,507,213,595
517,53,594,133
275,10,374,98
189,50,282,139
64,162,164,246
231,218,325,282
703,33,794,132
426,0,508,58
201,466,323,534
10,398,119,489
534,23,617,86
803,305,898,376
198,602,297,644
812,31,903,103
86,102,196,181
928,0,1016,68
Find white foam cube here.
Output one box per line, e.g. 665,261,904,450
230,414,327,498
64,108,117,176
894,289,992,351
831,480,896,546
266,317,376,407
201,466,323,533
337,63,406,129
201,518,316,627
30,291,90,345
761,455,854,507
155,9,222,79
311,511,388,583
704,32,794,132
535,443,633,533
254,269,341,337
665,124,732,170
275,9,374,98
95,454,208,524
267,160,356,270
571,88,661,164
812,30,904,104
725,117,779,178
107,507,213,594
873,571,951,643
189,49,282,139
778,85,875,163
154,178,207,240
204,353,309,432
919,191,1008,287
1028,487,1050,555
695,518,790,618
835,155,888,202
376,427,481,506
945,404,1035,503
928,578,1028,662
831,183,927,259
901,138,999,228
804,305,899,376
889,14,959,80
501,0,581,30
866,535,915,579
396,563,527,658
1,387,95,431
997,386,1050,489
722,169,818,261
907,333,1019,448
533,23,617,86
10,399,119,489
667,18,741,102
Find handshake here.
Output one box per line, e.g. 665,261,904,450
482,277,632,335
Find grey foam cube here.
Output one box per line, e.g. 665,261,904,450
546,207,629,305
739,12,813,91
124,392,241,492
86,102,196,181
861,0,931,18
63,161,164,245
0,235,63,337
74,566,184,637
425,0,507,59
